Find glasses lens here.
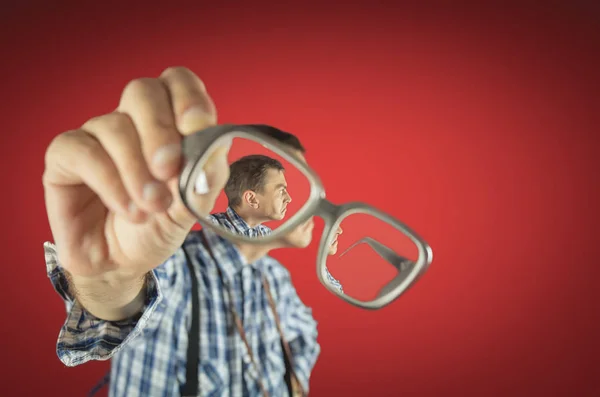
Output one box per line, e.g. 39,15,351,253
324,212,422,303
185,136,312,240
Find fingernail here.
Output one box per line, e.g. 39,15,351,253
194,170,209,194
179,107,215,135
152,143,181,170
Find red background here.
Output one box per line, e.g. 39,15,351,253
1,2,599,396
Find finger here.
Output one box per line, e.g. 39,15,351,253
181,145,231,216
43,130,144,222
158,66,217,135
156,67,227,226
160,67,228,194
117,77,182,182
164,147,231,229
83,112,172,213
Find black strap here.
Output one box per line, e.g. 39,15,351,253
180,244,201,397
282,340,293,396
88,370,110,396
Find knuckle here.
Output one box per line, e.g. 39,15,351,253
122,77,161,99
45,129,80,166
77,135,105,162
140,107,175,136
195,77,207,93
119,80,176,135
150,114,176,137
161,66,188,76
82,112,133,135
161,66,206,92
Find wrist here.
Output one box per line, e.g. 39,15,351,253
67,270,149,321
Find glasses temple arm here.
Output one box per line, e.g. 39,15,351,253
339,237,414,272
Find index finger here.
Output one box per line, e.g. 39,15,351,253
159,66,217,135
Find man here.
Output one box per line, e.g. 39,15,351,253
42,67,318,396
209,125,344,293
210,153,290,235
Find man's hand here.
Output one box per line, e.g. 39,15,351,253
43,67,229,320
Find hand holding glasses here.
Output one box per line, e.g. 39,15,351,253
179,124,433,310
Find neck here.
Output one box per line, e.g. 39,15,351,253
231,206,264,228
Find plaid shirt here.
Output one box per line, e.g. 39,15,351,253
45,211,320,396
211,207,344,293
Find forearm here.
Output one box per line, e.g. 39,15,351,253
45,241,166,366
67,270,148,321
56,271,162,367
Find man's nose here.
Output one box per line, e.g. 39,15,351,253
337,226,343,235
285,192,292,203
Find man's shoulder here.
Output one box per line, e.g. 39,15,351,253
207,212,227,224
181,229,246,268
258,255,291,279
180,230,209,258
257,224,273,234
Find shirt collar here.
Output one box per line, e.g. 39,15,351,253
206,207,272,281
200,228,249,282
224,207,272,237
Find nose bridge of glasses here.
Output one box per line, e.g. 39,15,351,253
180,125,230,201
313,199,345,229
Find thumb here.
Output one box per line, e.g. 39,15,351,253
165,143,230,232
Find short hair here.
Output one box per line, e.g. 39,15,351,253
225,154,285,207
243,124,306,153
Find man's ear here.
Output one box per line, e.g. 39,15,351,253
243,190,259,209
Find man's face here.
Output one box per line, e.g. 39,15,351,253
255,168,292,221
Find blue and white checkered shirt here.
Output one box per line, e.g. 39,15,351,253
210,207,344,294
209,207,273,238
44,211,320,396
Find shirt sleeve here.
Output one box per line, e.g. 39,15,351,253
325,267,344,294
207,214,221,225
271,265,321,394
44,242,164,367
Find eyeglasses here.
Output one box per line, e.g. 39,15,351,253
179,124,433,310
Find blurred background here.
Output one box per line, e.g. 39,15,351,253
1,1,598,395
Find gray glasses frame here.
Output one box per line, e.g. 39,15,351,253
179,124,433,309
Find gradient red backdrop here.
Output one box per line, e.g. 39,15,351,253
1,2,599,396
